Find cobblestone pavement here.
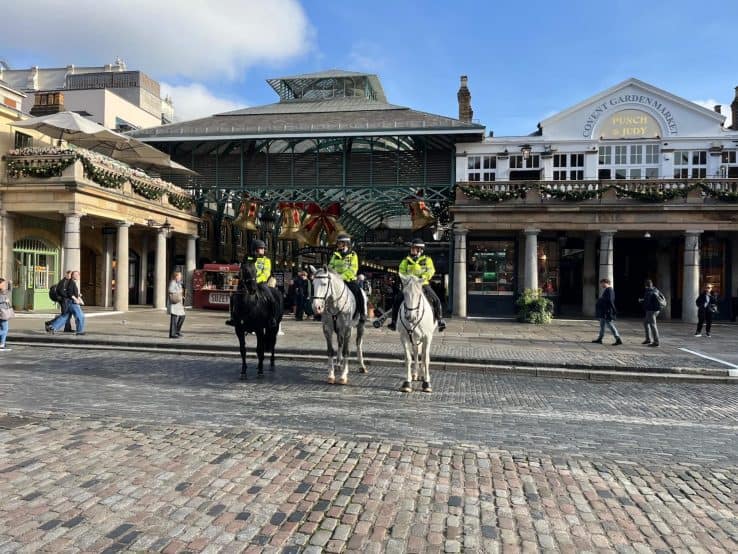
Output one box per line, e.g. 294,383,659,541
1,347,737,552
8,308,738,374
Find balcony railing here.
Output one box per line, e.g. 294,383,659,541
2,146,194,212
457,178,738,204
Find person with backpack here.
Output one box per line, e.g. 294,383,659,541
47,270,74,333
639,279,665,347
46,271,85,335
695,283,718,337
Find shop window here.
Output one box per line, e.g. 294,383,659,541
538,241,560,296
468,240,516,296
700,238,725,298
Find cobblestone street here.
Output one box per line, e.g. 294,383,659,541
1,347,737,552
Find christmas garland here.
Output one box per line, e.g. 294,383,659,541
460,185,528,202
131,178,165,200
612,184,689,202
78,156,126,189
168,193,193,210
541,186,601,201
699,183,738,202
5,156,77,179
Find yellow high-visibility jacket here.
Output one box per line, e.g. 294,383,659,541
399,255,435,285
329,250,358,282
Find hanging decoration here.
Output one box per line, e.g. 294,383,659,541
233,194,260,232
406,200,436,231
278,202,305,240
300,202,345,246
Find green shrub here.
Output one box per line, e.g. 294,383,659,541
516,288,553,324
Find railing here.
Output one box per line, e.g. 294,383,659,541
457,178,738,204
2,146,195,212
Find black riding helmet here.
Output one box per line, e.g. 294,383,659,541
251,239,266,253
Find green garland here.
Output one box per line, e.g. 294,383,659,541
78,157,125,189
460,185,527,202
541,186,601,201
612,184,689,202
699,183,738,202
5,156,77,179
131,178,165,200
168,193,193,210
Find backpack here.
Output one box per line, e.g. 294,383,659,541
48,284,60,303
656,290,667,309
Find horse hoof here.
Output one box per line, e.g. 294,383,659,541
327,377,335,385
422,381,432,393
359,366,368,374
240,373,247,381
338,377,348,385
400,381,412,393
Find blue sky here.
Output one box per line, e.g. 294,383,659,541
2,0,736,132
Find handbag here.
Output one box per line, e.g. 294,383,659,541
0,306,15,320
169,291,183,304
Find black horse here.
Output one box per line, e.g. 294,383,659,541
232,260,283,379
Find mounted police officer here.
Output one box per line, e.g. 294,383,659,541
387,238,446,332
328,233,366,322
226,239,276,326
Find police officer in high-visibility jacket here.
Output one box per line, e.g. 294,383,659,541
226,239,274,326
387,238,446,332
328,234,366,321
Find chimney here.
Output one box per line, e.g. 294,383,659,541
457,75,473,123
714,104,721,113
30,91,65,117
731,86,738,130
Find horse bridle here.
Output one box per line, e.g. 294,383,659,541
400,287,426,337
310,272,349,315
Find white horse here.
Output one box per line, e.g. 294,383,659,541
311,267,366,385
398,275,436,393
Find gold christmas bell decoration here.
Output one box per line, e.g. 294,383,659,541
407,200,436,231
233,194,261,232
277,202,305,240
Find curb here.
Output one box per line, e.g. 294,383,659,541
10,335,738,384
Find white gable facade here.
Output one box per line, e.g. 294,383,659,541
452,79,738,324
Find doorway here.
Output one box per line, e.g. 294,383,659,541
558,242,584,316
613,239,658,316
80,247,97,305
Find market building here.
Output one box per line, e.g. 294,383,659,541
0,80,197,312
131,70,484,311
453,78,738,322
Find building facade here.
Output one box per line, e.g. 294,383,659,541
453,78,738,322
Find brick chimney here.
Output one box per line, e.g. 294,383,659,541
714,104,721,113
30,91,65,116
732,86,738,130
457,75,473,123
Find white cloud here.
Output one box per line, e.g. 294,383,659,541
692,99,732,128
160,82,244,121
0,0,313,79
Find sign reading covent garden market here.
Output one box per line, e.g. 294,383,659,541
583,95,679,138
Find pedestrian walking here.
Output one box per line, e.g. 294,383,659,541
591,278,622,345
640,279,665,347
0,277,14,351
55,270,75,333
695,283,718,337
46,271,85,335
294,272,309,321
167,271,186,338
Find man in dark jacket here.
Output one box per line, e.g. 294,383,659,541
592,278,622,345
640,279,663,347
695,283,717,337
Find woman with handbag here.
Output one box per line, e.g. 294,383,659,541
0,278,14,351
167,271,186,339
695,283,718,337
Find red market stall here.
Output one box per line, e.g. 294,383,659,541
192,264,241,310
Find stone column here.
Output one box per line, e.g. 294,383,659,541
682,231,702,324
114,222,131,312
452,228,468,318
598,230,616,286
185,235,197,306
582,234,597,317
656,242,672,319
154,227,168,310
138,235,149,305
523,229,540,291
102,230,114,308
730,235,738,309
62,211,83,273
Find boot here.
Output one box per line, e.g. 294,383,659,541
591,338,603,343
225,318,235,326
387,321,397,331
613,337,622,346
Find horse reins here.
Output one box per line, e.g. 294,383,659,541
400,290,426,339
